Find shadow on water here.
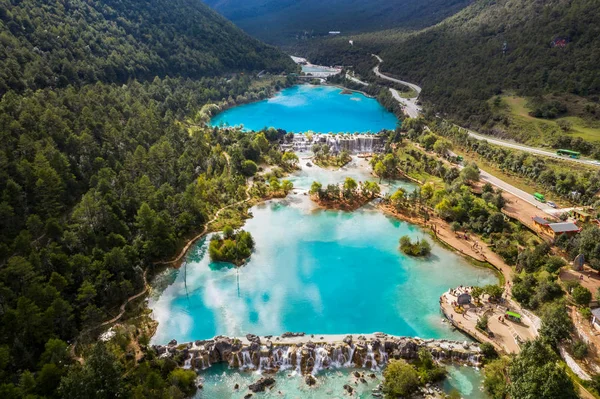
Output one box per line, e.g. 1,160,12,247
208,261,238,271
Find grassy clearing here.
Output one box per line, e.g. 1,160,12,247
499,95,600,144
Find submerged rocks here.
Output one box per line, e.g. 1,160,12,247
248,377,275,392
305,374,317,386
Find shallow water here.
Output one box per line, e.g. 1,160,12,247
195,364,487,399
209,85,398,133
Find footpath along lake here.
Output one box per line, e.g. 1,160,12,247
209,85,398,133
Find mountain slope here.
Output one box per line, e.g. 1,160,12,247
0,0,295,94
205,0,472,45
303,0,600,129
378,0,600,125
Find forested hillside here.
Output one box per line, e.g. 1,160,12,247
0,0,296,396
0,0,295,94
205,0,472,45
302,0,600,129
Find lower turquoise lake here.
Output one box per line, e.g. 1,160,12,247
209,85,398,133
149,162,495,398
149,163,497,343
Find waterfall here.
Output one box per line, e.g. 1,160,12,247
284,134,383,154
379,348,388,365
280,347,293,370
294,348,302,375
345,344,356,367
363,344,378,370
242,351,255,370
183,353,192,369
311,347,331,375
258,356,271,373
332,346,347,367
200,356,209,370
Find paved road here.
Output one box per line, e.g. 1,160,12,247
461,127,600,167
446,149,557,213
345,72,369,86
372,55,599,167
371,55,422,119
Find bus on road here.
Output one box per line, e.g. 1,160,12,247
534,193,546,203
557,149,581,159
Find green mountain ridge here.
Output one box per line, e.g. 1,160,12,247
204,0,473,45
0,0,295,95
302,0,600,128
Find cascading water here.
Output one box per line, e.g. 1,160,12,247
332,347,347,367
282,134,384,154
311,347,331,375
242,351,255,370
258,356,271,373
363,344,378,370
345,344,356,367
379,348,388,365
279,347,293,370
183,353,192,369
294,349,302,375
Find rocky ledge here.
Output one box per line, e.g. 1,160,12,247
153,333,482,374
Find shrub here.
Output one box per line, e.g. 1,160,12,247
571,340,589,360
383,360,420,397
572,286,592,306
480,342,498,360
477,315,489,331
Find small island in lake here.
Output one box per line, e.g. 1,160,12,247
209,225,255,266
399,235,431,257
309,177,380,211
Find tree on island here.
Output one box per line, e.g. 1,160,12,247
343,177,358,199
209,225,255,266
399,235,431,257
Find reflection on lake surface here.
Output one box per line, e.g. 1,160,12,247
209,85,398,133
149,162,497,344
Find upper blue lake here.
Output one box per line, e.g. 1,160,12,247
149,162,497,344
209,85,398,133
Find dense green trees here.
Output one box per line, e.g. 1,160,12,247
206,0,470,45
0,75,292,396
484,339,578,399
0,0,295,95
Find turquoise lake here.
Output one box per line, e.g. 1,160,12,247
149,162,497,343
149,161,495,398
209,85,398,133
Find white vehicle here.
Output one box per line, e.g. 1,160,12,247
547,201,557,208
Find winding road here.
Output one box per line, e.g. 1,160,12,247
371,55,600,168
372,54,422,119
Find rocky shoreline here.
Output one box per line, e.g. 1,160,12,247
152,333,483,376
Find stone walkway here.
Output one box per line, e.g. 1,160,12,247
440,287,537,354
